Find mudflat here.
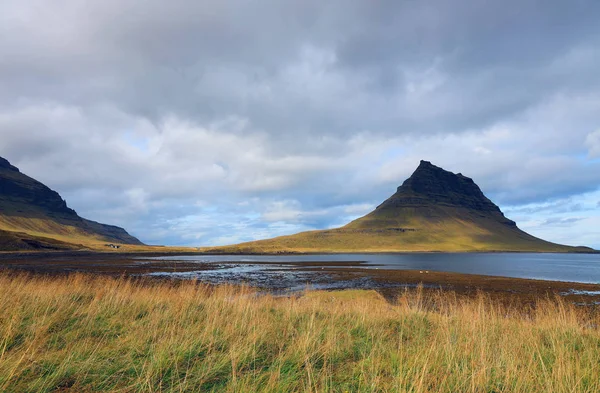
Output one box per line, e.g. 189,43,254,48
1,251,599,307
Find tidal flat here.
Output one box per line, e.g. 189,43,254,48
1,252,600,307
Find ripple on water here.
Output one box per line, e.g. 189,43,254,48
562,289,600,296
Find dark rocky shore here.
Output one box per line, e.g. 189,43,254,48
1,251,600,307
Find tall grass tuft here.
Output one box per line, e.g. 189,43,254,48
0,273,599,392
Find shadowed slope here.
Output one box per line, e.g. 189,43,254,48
0,156,142,250
208,161,593,253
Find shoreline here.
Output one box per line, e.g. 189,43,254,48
1,252,599,306
1,246,598,257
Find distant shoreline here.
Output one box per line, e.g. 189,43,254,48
0,247,599,260
1,251,600,307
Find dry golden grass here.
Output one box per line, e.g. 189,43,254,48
0,273,599,392
206,207,587,254
0,215,115,250
0,215,197,252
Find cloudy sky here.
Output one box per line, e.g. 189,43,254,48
1,0,599,248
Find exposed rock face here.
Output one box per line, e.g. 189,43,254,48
0,160,76,216
0,156,143,246
0,157,19,172
373,160,516,226
384,161,500,211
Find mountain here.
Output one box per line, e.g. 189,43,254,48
208,161,593,253
0,156,142,250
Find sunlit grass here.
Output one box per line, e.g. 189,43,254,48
205,207,584,253
0,273,599,392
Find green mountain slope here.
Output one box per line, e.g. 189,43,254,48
0,156,143,250
208,161,594,253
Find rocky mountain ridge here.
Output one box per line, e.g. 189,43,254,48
381,160,505,212
0,156,142,250
353,160,517,228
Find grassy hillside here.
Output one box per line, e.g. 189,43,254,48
0,229,83,251
0,212,140,251
0,273,599,392
207,162,593,253
210,205,587,254
0,156,143,250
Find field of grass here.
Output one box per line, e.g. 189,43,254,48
1,274,599,392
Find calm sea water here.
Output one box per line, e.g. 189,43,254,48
150,253,600,284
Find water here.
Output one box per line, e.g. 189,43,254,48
147,253,600,284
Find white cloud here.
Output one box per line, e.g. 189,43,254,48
261,200,303,222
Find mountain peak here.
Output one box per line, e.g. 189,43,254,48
206,159,591,253
0,156,20,172
377,161,509,217
400,160,475,190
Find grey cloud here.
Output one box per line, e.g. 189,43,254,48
540,217,585,226
1,0,600,246
587,130,600,157
504,200,586,216
2,0,599,141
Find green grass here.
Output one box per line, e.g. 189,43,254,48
1,273,599,392
206,206,588,254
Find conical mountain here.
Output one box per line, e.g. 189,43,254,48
345,160,516,230
0,156,142,250
210,161,593,253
